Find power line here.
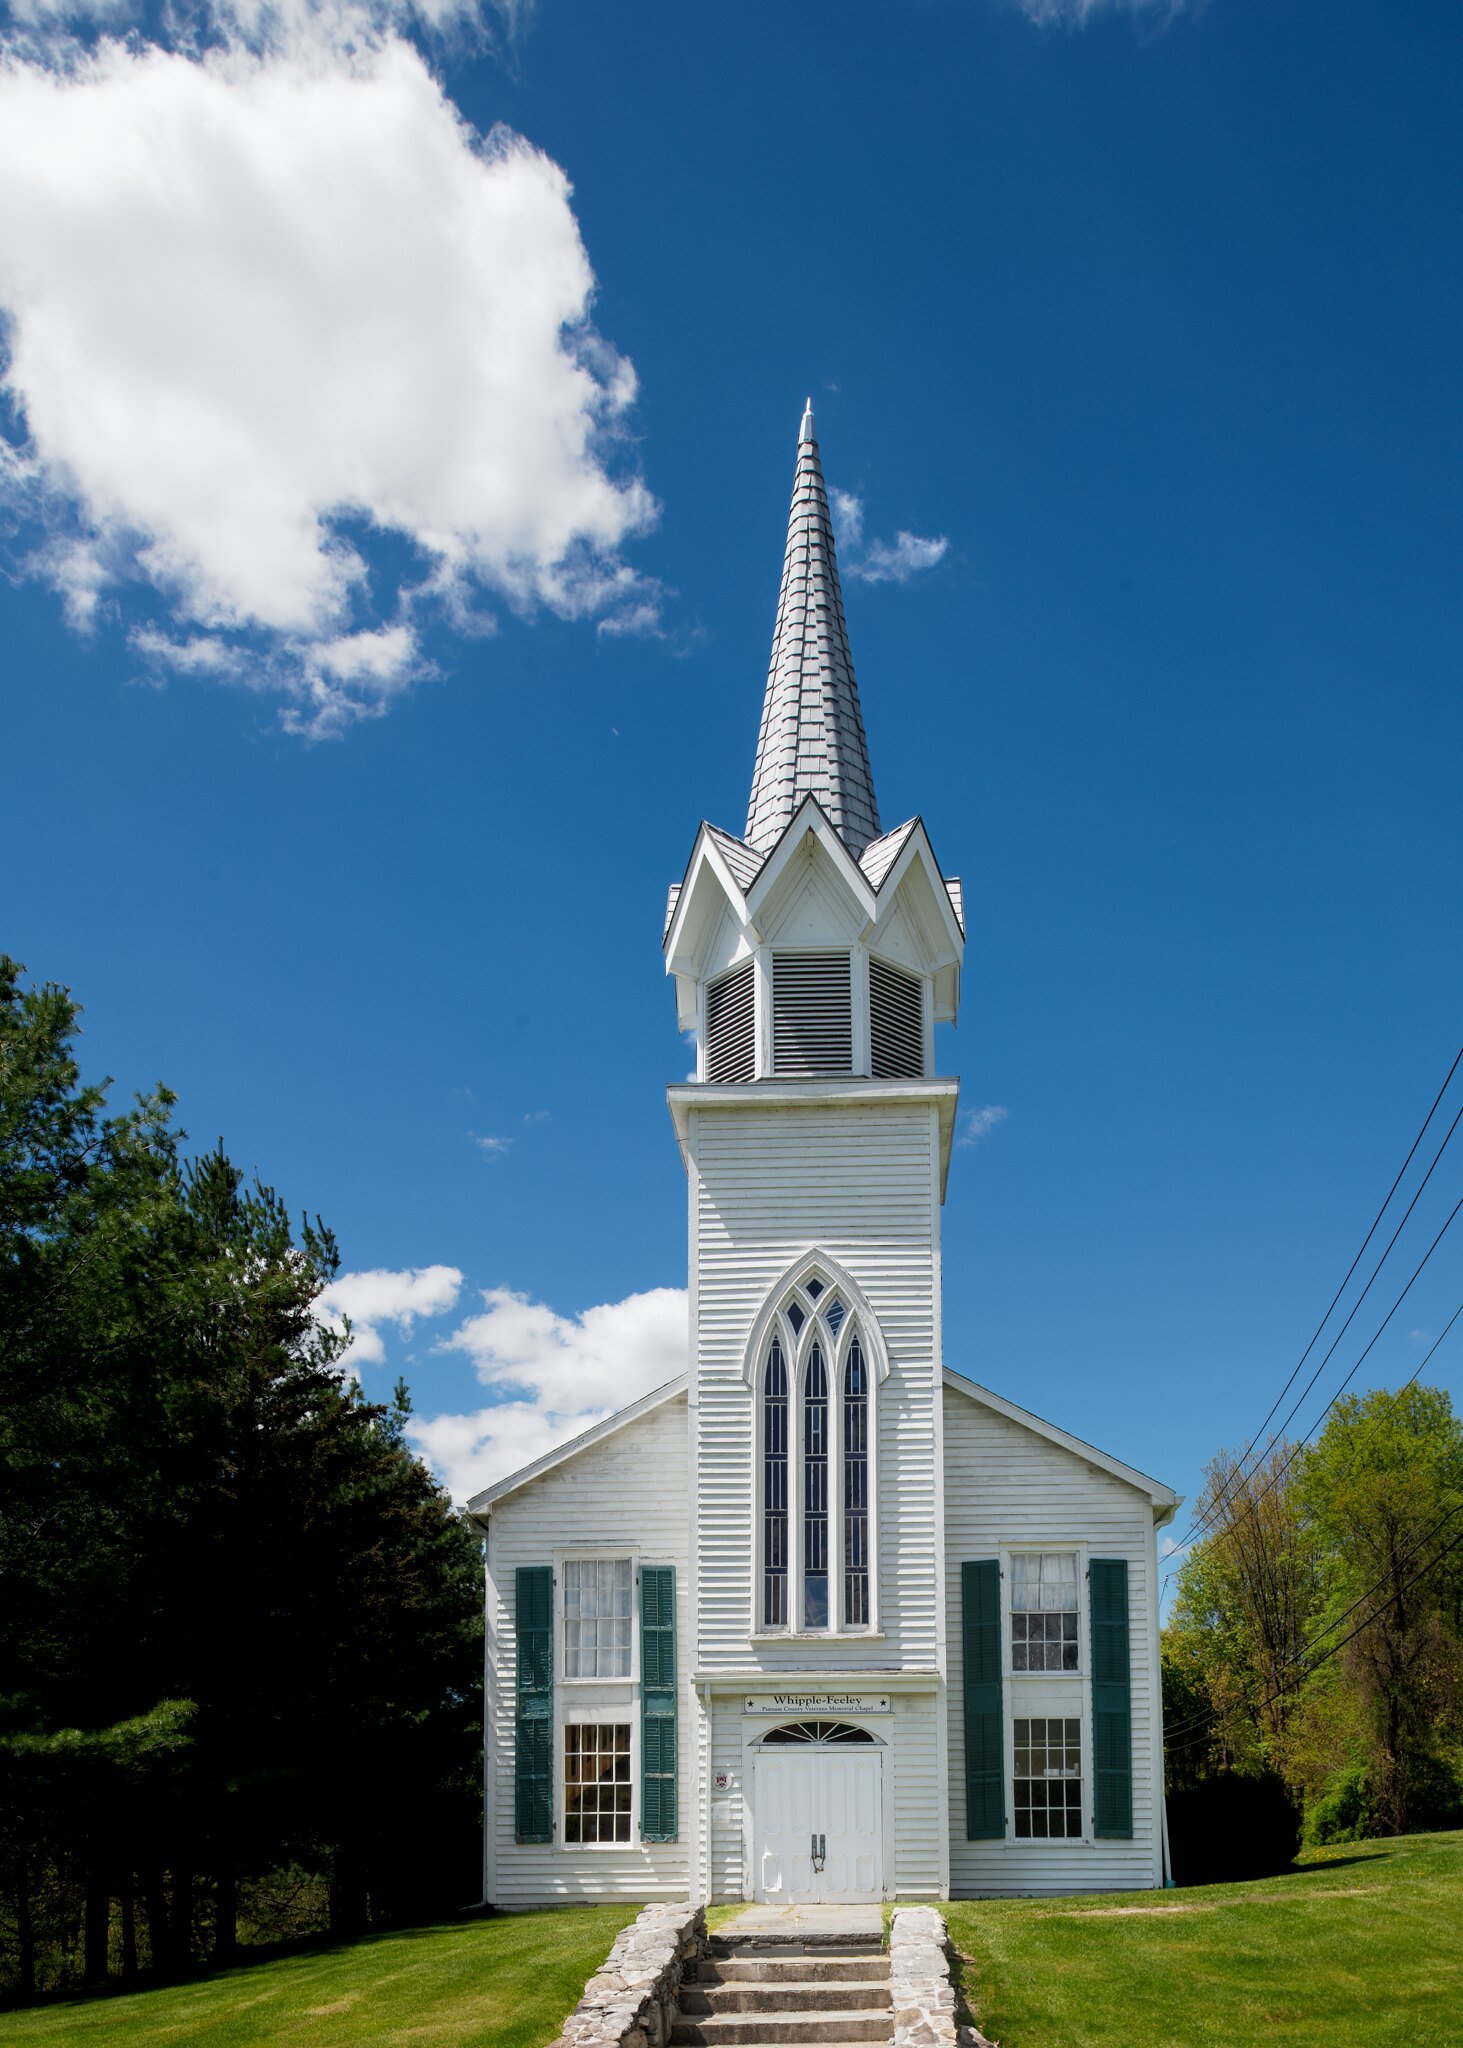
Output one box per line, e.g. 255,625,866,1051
1163,1301,1463,1601
1178,1065,1463,1552
1164,1516,1463,1759
1163,1493,1463,1750
1166,1193,1463,1569
1204,1039,1463,1509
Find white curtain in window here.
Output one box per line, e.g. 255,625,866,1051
1010,1553,1078,1613
564,1559,632,1676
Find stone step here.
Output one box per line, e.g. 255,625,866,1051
711,1939,885,1958
681,1982,892,2016
698,1957,890,1984
670,2013,892,2047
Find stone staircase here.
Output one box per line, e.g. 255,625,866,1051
671,1932,892,2048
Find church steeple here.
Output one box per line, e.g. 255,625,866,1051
744,403,882,857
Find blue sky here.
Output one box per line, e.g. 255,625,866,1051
2,0,1460,1563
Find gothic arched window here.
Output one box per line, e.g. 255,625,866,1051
762,1339,788,1629
754,1264,882,1636
803,1345,829,1629
843,1340,869,1627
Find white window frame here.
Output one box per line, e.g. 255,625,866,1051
998,1543,1092,1847
559,1553,636,1683
1011,1712,1085,1845
560,1712,637,1851
745,1254,889,1642
552,1547,640,1852
1008,1550,1083,1676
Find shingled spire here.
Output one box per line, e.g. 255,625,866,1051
744,402,881,857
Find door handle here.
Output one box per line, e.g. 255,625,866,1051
811,1832,826,1871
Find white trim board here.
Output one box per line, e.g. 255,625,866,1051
941,1369,1179,1518
466,1376,689,1514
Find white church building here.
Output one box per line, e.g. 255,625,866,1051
470,405,1179,1905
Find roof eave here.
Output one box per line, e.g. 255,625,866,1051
466,1374,691,1513
940,1367,1178,1509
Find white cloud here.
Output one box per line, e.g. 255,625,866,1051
958,1103,1008,1147
1013,0,1199,24
410,1282,688,1498
444,1283,687,1410
831,488,947,587
472,1133,512,1155
0,22,657,732
409,1398,610,1504
317,1261,463,1368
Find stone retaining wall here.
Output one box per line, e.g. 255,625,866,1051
888,1905,995,2048
551,1901,706,2048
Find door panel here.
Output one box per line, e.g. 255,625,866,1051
822,1752,882,1903
756,1752,819,1901
753,1747,882,1903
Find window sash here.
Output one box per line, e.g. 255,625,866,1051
563,1559,632,1678
1010,1552,1079,1671
564,1723,632,1844
1013,1717,1083,1840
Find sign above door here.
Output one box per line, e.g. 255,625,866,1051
743,1691,892,1715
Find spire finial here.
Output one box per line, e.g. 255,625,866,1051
744,407,880,857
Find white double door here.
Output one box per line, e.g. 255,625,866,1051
753,1746,883,1903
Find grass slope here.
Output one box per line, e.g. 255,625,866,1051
0,1902,642,2048
946,1829,1463,2048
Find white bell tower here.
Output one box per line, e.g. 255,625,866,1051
662,404,966,1903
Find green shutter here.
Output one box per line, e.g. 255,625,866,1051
515,1565,553,1843
1091,1558,1133,1839
962,1559,1004,1839
640,1565,678,1841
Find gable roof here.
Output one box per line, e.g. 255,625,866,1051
745,402,881,858
465,1375,689,1515
942,1367,1179,1520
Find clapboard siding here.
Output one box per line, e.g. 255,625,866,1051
485,1394,692,1905
690,1101,941,1673
942,1383,1164,1894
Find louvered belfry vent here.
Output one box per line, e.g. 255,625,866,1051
870,957,924,1079
773,952,853,1077
705,960,756,1083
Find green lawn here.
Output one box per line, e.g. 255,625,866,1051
947,1829,1463,2048
0,1903,642,2048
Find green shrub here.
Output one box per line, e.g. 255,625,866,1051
1305,1763,1378,1845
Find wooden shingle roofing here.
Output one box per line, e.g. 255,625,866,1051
744,403,881,858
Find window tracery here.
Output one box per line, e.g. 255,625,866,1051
754,1264,880,1636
